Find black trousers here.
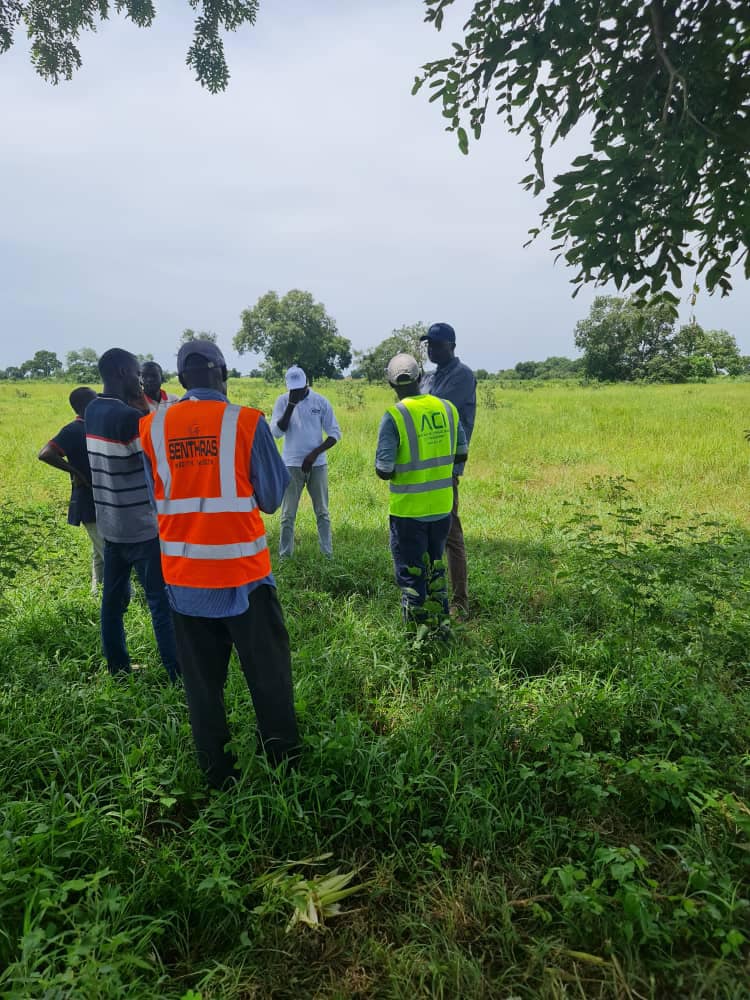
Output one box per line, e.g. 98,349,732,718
172,585,300,788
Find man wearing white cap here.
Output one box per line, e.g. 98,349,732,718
270,366,342,559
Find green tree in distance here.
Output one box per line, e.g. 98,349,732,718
673,322,742,375
0,1,258,92
574,296,676,381
574,296,742,382
65,348,99,383
234,290,352,383
20,350,63,379
414,1,750,303
352,323,428,382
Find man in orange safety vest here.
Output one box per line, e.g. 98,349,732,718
140,340,299,788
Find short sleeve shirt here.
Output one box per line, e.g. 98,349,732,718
49,417,96,525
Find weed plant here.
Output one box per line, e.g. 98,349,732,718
0,380,748,997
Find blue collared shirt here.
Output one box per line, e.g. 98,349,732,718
420,356,476,476
142,388,290,618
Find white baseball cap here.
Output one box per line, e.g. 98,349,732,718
285,365,307,390
386,353,420,385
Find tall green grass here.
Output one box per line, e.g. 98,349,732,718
0,379,748,998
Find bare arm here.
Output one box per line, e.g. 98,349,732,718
302,435,337,473
275,400,297,433
38,443,91,489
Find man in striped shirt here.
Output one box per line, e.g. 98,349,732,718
85,348,179,681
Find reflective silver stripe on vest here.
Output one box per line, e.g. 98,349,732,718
149,401,252,512
155,496,258,515
393,399,456,472
150,404,172,500
395,401,419,464
389,478,455,494
394,454,454,473
219,404,241,499
160,536,268,560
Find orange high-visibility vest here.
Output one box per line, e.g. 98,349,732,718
140,399,271,588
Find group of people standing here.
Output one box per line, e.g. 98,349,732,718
38,324,476,788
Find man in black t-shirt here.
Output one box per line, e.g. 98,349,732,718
38,386,103,592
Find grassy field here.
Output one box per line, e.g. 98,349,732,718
1,378,749,998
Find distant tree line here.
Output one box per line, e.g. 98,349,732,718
2,292,745,386
574,296,747,382
0,348,160,383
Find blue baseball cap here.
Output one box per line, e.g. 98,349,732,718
420,322,456,344
177,340,226,374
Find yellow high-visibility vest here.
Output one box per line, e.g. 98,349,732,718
386,394,458,517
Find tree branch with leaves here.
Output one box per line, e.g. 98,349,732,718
413,0,750,305
0,0,259,92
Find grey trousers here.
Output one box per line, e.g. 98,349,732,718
82,521,105,592
279,465,332,557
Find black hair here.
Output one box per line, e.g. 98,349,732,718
69,386,97,416
141,361,163,377
98,348,138,380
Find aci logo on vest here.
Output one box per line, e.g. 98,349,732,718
419,409,448,444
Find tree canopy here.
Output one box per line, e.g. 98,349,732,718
414,1,750,304
0,0,258,92
65,348,99,383
352,323,428,382
21,350,63,379
574,295,743,381
234,290,352,383
181,329,218,346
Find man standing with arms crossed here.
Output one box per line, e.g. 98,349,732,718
270,365,341,560
420,323,477,617
140,341,300,789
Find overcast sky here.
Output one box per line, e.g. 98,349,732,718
1,1,748,374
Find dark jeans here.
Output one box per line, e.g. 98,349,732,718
101,537,179,682
389,514,451,622
172,585,300,788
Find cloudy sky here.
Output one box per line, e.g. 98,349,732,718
1,1,748,374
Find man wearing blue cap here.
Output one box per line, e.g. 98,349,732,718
420,323,476,616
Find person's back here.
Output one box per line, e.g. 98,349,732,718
140,341,299,788
85,394,158,544
84,348,178,682
376,354,468,625
386,393,460,520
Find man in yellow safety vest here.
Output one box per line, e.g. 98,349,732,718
375,353,468,623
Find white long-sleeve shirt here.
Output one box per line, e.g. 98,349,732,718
270,389,342,468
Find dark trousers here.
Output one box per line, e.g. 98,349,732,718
389,514,451,622
101,538,179,682
446,478,469,611
172,585,300,788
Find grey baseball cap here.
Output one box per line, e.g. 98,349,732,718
386,353,421,385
